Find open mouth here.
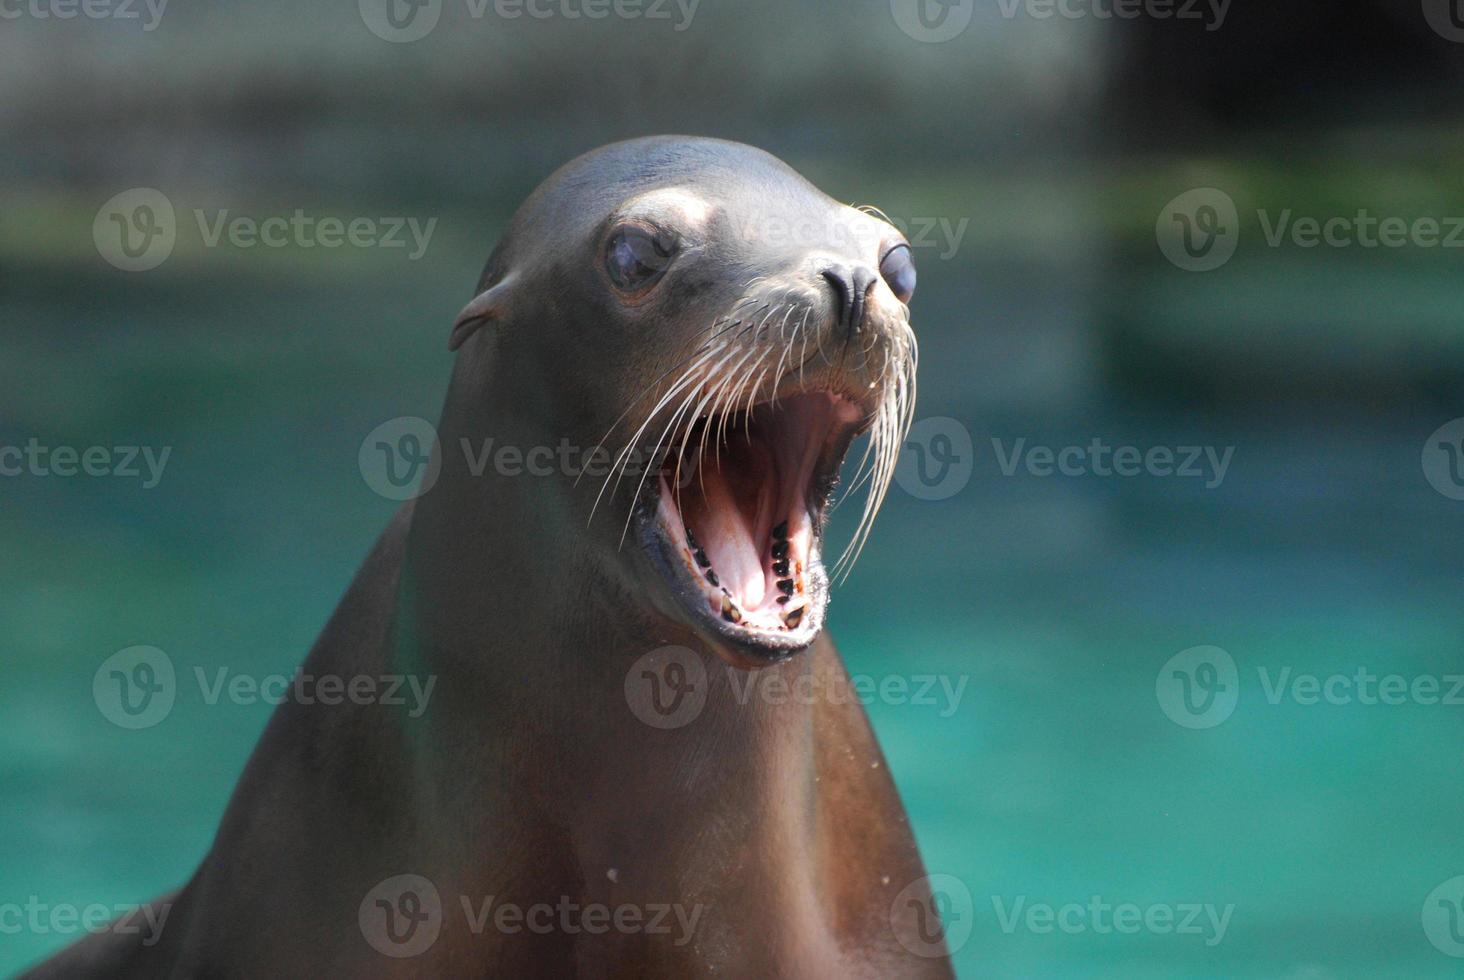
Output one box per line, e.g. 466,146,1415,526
640,391,864,659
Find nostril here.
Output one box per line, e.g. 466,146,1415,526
821,264,880,335
820,266,850,321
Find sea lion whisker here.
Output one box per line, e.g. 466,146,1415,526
617,329,757,541
619,379,709,548
706,345,762,470
829,337,916,583
677,341,759,513
723,343,769,445
586,300,759,495
580,317,750,493
771,308,812,411
743,361,773,435
678,342,751,488
588,346,726,527
672,348,749,507
725,348,770,444
854,203,894,225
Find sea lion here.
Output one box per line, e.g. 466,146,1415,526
26,136,950,978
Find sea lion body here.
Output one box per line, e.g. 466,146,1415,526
25,137,950,978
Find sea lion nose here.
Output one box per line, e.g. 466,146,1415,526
821,263,879,336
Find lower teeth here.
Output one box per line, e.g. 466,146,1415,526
720,593,743,624
687,524,805,630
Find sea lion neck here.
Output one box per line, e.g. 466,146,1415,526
391,554,826,929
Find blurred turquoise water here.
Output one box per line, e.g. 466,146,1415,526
4,235,1464,978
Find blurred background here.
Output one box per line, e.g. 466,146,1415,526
4,0,1464,975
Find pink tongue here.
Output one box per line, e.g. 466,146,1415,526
693,464,766,608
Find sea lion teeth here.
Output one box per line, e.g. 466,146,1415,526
776,578,794,596
770,541,789,559
720,594,743,623
771,520,788,540
782,605,805,628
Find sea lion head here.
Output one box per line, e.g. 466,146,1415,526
444,136,918,665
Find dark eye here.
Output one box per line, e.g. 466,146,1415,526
879,245,917,304
606,226,676,293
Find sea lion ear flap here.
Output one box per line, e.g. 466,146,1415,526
448,272,517,352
